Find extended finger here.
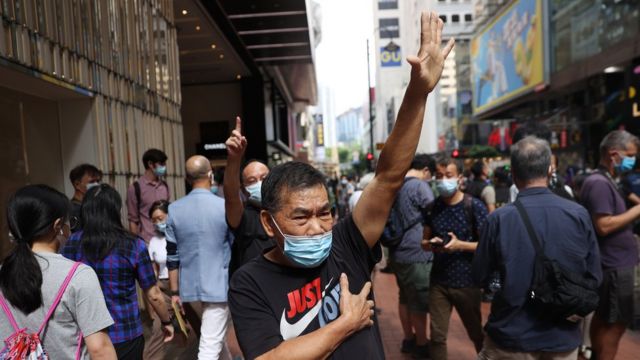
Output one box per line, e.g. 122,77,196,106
418,11,429,57
430,11,438,46
339,273,350,294
358,281,372,297
436,18,443,45
235,116,242,133
442,38,455,59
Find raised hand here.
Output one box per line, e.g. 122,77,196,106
225,116,247,160
407,11,455,95
338,273,375,333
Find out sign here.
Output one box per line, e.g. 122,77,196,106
380,46,401,67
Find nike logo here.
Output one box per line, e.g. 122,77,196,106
280,278,333,340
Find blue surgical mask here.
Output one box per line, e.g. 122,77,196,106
270,216,332,268
154,222,167,233
245,181,262,201
615,156,636,173
86,182,100,191
436,179,459,197
154,165,167,177
211,185,219,195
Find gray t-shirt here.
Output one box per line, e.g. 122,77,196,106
390,177,435,263
0,252,113,359
581,173,639,270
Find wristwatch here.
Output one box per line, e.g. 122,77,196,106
170,290,179,296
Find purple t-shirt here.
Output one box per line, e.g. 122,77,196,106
581,173,639,270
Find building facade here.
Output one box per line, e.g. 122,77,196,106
470,0,640,171
371,0,441,155
177,0,319,168
0,0,184,254
434,0,475,152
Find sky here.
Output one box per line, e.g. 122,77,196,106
315,0,375,116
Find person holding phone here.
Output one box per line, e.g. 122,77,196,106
421,156,488,360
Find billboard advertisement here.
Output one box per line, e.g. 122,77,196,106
471,0,546,115
380,46,401,67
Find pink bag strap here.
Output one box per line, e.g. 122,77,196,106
0,295,20,332
38,262,81,335
74,331,84,360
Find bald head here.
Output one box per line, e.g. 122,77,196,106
242,161,269,186
186,155,212,182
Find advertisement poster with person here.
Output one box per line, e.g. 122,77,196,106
471,0,545,115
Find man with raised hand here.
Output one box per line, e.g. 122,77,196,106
224,117,275,276
228,11,453,360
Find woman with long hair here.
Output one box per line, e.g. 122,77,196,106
0,185,116,359
62,184,174,359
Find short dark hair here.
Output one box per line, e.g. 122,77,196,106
470,160,485,177
512,121,551,143
142,149,168,170
69,164,102,184
493,165,511,185
148,200,170,218
435,156,462,175
511,136,551,183
410,154,435,173
262,161,328,213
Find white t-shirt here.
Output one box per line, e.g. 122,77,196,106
148,235,168,280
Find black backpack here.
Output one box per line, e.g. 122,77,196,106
465,179,488,201
514,200,599,322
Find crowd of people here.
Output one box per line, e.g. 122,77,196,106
1,11,640,360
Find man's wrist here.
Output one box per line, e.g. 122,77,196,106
170,290,179,296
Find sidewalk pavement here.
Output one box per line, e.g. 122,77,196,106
373,269,640,360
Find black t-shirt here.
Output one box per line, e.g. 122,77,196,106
229,216,383,360
229,201,276,276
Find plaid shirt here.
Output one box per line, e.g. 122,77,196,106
61,232,157,343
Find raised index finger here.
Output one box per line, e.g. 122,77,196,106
235,116,242,134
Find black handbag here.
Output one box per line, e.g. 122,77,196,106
514,200,599,322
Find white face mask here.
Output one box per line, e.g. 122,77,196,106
245,181,262,201
436,178,459,197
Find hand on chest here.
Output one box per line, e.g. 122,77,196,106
279,274,343,340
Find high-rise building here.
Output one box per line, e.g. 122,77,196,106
434,0,475,151
336,107,364,145
0,1,184,254
371,0,443,155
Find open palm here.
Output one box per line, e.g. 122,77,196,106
407,11,455,94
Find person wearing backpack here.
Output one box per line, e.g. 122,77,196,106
581,130,640,360
472,136,602,359
421,156,488,360
127,148,170,244
466,160,496,213
383,154,435,359
0,185,116,359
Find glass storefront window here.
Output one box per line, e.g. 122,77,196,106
551,0,640,72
